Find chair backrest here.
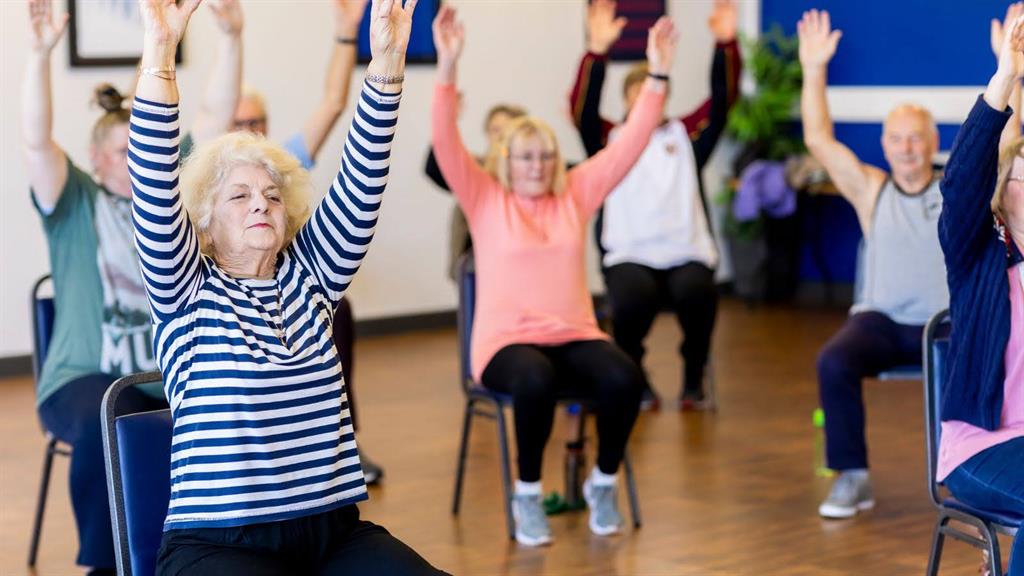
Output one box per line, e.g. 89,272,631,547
456,253,476,393
30,274,55,382
922,309,952,508
101,371,172,576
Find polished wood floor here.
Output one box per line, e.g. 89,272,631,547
1,300,998,575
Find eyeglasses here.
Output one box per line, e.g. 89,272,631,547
234,117,267,132
508,151,557,164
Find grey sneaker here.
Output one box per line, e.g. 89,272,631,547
818,471,875,519
511,493,552,546
583,478,623,536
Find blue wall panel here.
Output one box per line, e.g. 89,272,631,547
761,0,1006,86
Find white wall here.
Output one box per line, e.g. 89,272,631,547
0,0,747,359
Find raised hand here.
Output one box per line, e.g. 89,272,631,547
999,13,1024,81
797,9,841,70
208,0,242,36
992,2,1024,58
646,16,679,76
336,0,370,38
28,0,68,54
368,0,417,62
587,0,626,55
432,4,464,66
139,0,204,47
707,0,737,43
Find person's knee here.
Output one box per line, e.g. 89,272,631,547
508,362,557,401
817,343,855,387
598,356,644,401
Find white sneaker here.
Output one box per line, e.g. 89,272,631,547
818,471,875,519
583,477,623,536
511,492,552,547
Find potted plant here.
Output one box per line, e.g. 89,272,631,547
718,24,804,303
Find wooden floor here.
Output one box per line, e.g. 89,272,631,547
0,299,998,575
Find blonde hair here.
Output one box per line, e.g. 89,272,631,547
993,136,1024,219
491,116,567,195
180,131,312,257
622,62,649,98
91,83,130,147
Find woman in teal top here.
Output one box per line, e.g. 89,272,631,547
21,0,242,572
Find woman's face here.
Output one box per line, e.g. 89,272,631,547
1005,155,1024,228
507,133,556,199
486,112,514,147
207,164,288,261
92,123,131,199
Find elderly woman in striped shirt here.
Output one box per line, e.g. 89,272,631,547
128,0,446,574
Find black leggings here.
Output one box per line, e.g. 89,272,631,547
603,262,717,394
480,340,643,482
156,505,447,576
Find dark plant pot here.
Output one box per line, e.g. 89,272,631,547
727,232,768,304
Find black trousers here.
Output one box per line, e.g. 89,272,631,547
603,262,718,394
37,373,166,569
817,311,923,471
156,505,448,576
481,340,643,482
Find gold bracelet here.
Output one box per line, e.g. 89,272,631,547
140,66,176,80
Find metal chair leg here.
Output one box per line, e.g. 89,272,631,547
495,405,515,541
452,399,475,516
28,436,58,567
985,523,1003,576
926,514,948,576
623,450,642,528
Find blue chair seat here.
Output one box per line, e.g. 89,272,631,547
943,498,1023,534
877,365,922,381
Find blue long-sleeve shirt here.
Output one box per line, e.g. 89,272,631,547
939,96,1022,429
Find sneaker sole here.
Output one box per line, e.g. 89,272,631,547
818,499,875,519
514,530,553,547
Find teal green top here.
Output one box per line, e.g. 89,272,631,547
34,156,161,405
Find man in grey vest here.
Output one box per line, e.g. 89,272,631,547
798,9,949,519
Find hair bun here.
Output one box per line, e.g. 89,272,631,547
94,84,125,113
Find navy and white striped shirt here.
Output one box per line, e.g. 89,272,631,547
128,82,400,530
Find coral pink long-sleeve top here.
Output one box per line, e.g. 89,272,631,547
431,81,666,381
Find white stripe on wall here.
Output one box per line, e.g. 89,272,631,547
826,86,985,124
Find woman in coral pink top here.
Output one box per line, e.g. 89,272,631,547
430,6,673,547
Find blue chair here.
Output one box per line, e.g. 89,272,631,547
101,371,172,576
28,273,72,567
450,255,641,539
923,309,1022,576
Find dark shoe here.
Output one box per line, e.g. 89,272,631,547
362,455,384,485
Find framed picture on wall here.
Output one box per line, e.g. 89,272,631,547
600,0,666,61
67,0,183,67
357,0,439,64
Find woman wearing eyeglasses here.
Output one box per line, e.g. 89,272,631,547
430,6,672,547
937,8,1024,575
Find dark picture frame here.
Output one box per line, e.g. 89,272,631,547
598,0,667,62
67,0,183,68
357,0,439,65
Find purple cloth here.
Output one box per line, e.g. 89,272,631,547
733,160,796,222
